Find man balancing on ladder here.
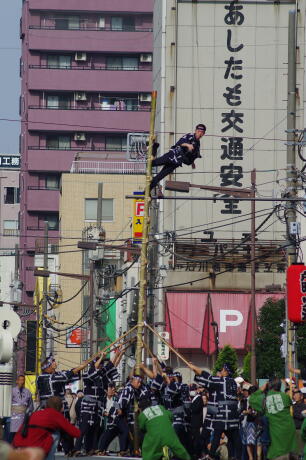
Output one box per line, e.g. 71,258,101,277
150,124,206,196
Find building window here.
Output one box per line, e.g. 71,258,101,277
4,187,20,204
105,136,127,151
55,16,80,30
46,135,71,149
41,214,59,230
47,55,71,69
111,16,135,31
85,198,114,221
3,220,19,236
45,175,60,190
106,56,138,71
46,94,70,109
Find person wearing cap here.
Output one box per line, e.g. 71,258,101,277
150,124,206,194
187,361,241,460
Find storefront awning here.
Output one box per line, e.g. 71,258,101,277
166,291,284,352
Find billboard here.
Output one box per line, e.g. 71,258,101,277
159,0,303,242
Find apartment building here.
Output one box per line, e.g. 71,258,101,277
18,0,152,372
19,0,152,305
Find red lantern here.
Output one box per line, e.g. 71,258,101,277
287,263,306,322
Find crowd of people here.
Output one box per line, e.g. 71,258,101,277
1,350,306,460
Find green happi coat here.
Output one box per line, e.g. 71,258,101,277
301,417,306,460
249,389,297,459
138,405,190,460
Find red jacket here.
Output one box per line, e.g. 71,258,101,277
13,408,80,454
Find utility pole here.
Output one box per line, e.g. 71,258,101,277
42,221,48,360
250,169,257,384
89,259,95,356
135,90,157,375
286,9,298,378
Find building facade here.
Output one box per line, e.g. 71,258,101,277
19,0,153,306
0,155,20,302
18,0,152,371
153,0,305,375
55,170,145,369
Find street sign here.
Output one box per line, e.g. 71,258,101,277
157,331,170,360
287,264,306,322
0,155,20,169
133,196,144,242
66,327,87,347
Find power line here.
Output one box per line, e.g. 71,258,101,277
0,116,295,143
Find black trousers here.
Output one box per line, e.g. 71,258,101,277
191,425,207,458
98,418,129,452
150,153,179,190
210,427,242,460
74,419,97,452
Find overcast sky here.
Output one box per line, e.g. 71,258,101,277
0,1,22,153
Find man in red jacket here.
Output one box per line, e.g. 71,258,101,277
13,396,80,458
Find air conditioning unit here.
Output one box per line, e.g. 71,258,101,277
140,53,152,63
74,132,86,142
140,93,152,102
75,92,87,101
99,17,105,29
75,52,87,61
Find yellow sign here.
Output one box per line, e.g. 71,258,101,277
133,198,144,241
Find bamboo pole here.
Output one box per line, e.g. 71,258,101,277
145,322,191,367
134,90,157,375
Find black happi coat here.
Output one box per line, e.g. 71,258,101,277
195,370,239,431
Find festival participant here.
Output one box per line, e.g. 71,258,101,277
150,124,206,194
187,362,241,460
73,351,120,456
36,355,87,418
249,378,298,460
138,398,190,460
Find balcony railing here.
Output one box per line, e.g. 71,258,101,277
29,64,152,71
28,145,126,152
70,160,146,174
3,229,19,237
28,186,60,191
30,25,153,32
29,104,151,112
27,225,59,231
